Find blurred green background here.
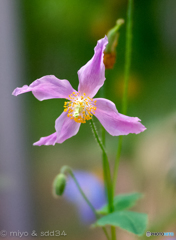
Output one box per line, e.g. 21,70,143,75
1,0,176,239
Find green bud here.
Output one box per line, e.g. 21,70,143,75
105,19,125,54
104,19,124,69
53,173,67,197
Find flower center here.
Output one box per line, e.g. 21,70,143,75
64,92,96,123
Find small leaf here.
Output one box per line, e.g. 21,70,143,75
94,211,147,236
97,192,143,214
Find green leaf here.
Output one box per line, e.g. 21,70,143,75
94,211,148,236
97,192,143,214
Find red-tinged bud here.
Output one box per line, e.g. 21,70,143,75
104,19,124,69
103,52,116,69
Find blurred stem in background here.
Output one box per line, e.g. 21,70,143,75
102,17,124,156
103,19,125,240
97,3,132,238
113,0,133,193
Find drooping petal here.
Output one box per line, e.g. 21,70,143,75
78,36,108,98
33,132,57,146
33,112,81,146
12,75,77,101
93,98,146,136
55,111,81,143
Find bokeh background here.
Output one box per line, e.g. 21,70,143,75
1,0,176,239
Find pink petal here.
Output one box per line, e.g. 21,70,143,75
12,75,76,101
33,133,57,146
33,112,81,146
93,98,146,136
78,36,108,98
55,111,81,143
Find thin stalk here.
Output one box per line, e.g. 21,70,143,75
69,170,98,217
102,126,106,151
100,82,116,240
61,166,98,217
100,84,107,195
61,166,111,240
90,119,113,213
102,126,106,189
100,83,106,160
113,0,133,193
90,119,116,240
122,0,133,115
113,135,123,192
103,229,111,240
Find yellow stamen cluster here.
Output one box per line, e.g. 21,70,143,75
64,92,97,123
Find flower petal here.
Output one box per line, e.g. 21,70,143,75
55,111,81,143
33,112,81,146
33,132,57,146
94,98,146,136
78,36,108,98
12,75,76,101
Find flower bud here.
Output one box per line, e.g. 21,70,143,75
53,173,67,197
104,19,124,69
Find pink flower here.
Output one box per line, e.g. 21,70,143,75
12,36,146,146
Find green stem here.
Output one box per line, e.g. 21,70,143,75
103,229,111,240
90,119,116,240
113,0,133,193
102,126,106,149
100,84,107,196
70,172,98,217
100,83,106,161
102,126,106,188
113,135,123,192
122,0,133,115
90,119,113,212
61,166,97,217
111,227,116,240
100,78,116,240
61,166,111,240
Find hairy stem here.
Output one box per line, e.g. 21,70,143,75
90,119,113,213
90,119,116,240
